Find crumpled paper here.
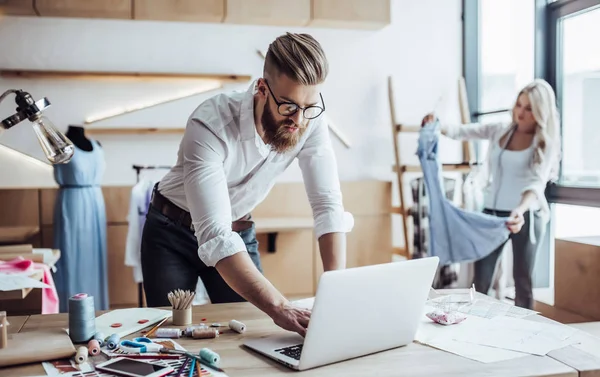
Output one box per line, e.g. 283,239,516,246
426,309,467,325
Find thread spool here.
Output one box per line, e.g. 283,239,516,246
88,339,100,356
185,325,206,337
93,331,105,347
155,328,182,338
68,293,96,343
192,328,218,339
172,308,192,326
199,348,220,365
75,346,88,364
229,320,246,334
106,333,120,350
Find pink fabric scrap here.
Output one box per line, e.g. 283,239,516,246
426,309,467,325
0,257,59,314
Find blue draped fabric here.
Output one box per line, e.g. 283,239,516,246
417,121,510,265
53,140,109,312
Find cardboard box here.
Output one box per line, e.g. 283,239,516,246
555,237,600,320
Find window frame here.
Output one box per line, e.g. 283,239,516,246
462,0,600,208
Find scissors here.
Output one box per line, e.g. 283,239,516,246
118,337,163,354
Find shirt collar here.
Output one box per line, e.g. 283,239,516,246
239,80,258,141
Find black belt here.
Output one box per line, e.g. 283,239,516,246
151,186,253,232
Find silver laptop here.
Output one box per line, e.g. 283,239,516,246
243,257,439,371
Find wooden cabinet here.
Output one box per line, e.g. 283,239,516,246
35,0,132,19
258,230,315,297
0,0,36,16
224,0,310,27
107,225,139,308
310,0,390,29
133,0,224,23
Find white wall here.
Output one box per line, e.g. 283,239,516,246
0,0,464,190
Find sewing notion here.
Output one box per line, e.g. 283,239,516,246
68,293,96,343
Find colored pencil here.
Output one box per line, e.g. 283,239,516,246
145,317,169,338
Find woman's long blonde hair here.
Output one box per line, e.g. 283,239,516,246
511,79,561,181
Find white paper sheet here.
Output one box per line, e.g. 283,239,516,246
94,308,171,339
0,273,50,291
457,299,538,319
570,329,600,359
415,306,529,363
451,316,579,356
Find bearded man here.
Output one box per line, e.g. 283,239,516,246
140,32,353,337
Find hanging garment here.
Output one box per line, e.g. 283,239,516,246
417,121,510,266
53,139,109,312
125,179,155,283
409,176,460,288
0,257,59,314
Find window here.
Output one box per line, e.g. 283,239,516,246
479,0,536,118
557,6,600,187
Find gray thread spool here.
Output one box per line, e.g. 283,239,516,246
68,293,96,343
93,331,105,347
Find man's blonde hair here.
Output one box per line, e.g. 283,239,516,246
264,32,328,86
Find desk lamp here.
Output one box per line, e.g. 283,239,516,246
0,89,74,164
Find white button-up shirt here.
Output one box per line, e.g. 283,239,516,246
158,81,354,267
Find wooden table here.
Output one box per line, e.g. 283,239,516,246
2,294,600,376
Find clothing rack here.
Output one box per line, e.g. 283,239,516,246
131,164,172,308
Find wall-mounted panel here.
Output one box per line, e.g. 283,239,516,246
35,0,132,19
225,0,310,27
0,0,36,16
310,0,390,29
0,189,39,227
133,0,224,23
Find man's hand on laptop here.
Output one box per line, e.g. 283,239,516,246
270,301,311,337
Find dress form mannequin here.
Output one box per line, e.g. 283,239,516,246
53,125,109,311
65,125,100,151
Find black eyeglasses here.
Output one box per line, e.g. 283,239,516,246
264,80,325,120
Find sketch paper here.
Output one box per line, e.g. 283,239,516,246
94,308,171,339
415,306,529,363
451,316,578,355
570,330,600,359
0,273,51,291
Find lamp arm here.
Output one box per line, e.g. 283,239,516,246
1,89,51,130
0,89,18,104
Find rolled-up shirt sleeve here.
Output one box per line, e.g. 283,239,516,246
182,118,247,267
297,116,354,239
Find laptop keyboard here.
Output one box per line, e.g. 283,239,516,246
275,344,303,360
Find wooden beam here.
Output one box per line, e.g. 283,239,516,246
85,128,185,135
0,69,252,83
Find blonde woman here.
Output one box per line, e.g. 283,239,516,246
422,79,561,309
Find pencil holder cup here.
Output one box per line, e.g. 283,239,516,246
172,307,192,326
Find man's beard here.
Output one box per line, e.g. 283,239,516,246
261,99,307,153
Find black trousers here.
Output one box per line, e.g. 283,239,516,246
473,208,546,309
140,204,263,307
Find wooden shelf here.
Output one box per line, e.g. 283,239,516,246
0,227,39,245
0,69,252,83
395,124,421,133
392,164,474,173
85,128,185,135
